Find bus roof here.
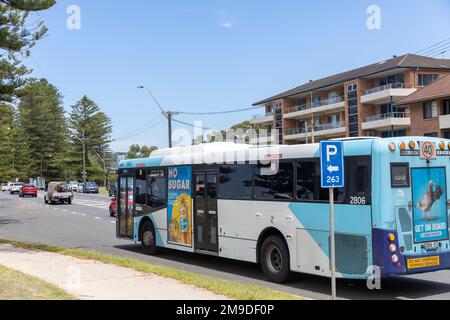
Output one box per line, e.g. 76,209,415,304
118,137,450,170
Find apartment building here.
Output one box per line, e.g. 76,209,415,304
250,54,450,145
397,74,450,139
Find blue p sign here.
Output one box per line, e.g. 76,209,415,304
320,141,344,189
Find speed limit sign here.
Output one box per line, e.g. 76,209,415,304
420,141,437,160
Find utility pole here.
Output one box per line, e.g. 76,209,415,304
167,112,173,148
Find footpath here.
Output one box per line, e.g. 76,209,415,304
0,244,229,300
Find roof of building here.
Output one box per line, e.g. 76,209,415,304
397,74,450,105
253,54,450,106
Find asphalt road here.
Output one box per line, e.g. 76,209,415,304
1,191,450,300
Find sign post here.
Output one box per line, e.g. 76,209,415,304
320,141,344,300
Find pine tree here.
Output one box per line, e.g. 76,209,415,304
17,78,68,181
0,0,55,102
68,96,112,183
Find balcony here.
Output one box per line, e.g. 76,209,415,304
361,83,417,105
250,112,274,125
440,114,450,130
362,112,411,131
284,96,345,120
284,122,346,141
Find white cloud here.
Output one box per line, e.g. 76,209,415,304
220,20,237,29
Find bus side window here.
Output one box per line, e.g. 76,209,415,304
345,157,371,205
147,169,167,211
254,162,294,201
135,169,147,209
218,165,252,199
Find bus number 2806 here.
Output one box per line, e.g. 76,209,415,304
350,197,366,205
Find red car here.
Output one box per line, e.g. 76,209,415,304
109,198,117,217
20,184,38,198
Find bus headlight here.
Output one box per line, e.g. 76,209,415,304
389,244,397,253
391,254,399,264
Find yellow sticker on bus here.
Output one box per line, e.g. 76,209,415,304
407,256,440,270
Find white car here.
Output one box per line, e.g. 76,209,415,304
1,184,9,192
10,183,24,194
69,182,79,192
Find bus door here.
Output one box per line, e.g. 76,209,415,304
118,174,134,239
193,171,218,253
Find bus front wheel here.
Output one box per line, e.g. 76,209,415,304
141,222,158,255
260,236,291,284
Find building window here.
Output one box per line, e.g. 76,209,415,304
423,101,438,119
444,132,450,139
380,73,404,86
443,100,450,115
381,130,407,138
419,74,439,87
347,84,359,137
424,132,438,138
218,165,253,199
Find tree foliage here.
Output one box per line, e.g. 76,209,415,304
126,144,158,159
0,0,55,102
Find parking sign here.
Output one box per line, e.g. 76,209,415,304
320,141,344,189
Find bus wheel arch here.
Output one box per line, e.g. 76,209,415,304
139,217,158,255
257,227,292,283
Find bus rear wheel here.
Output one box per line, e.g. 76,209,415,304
260,236,291,284
141,222,158,255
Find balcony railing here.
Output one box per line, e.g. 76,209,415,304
285,104,310,114
251,112,273,120
365,112,409,123
285,122,345,136
312,96,345,108
364,83,415,95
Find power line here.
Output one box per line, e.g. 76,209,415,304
423,43,450,57
171,118,215,131
176,105,262,116
113,115,165,141
415,37,450,55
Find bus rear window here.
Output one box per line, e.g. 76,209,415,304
391,163,410,188
344,157,371,205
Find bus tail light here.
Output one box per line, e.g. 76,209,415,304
399,142,406,150
388,233,396,242
389,244,397,253
391,254,399,264
409,141,416,150
439,141,446,151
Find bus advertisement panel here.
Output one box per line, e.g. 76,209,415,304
167,166,193,247
412,167,449,243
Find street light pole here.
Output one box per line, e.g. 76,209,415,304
82,130,87,185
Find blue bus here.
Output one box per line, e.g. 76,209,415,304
116,137,450,283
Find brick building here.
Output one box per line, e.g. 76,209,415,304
397,74,450,139
250,54,450,145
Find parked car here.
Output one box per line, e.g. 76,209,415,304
108,183,117,197
20,184,38,198
109,197,117,217
10,183,24,195
69,181,79,192
77,183,84,193
1,183,9,192
83,182,99,194
44,182,73,205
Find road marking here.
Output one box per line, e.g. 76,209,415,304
94,217,101,220
397,297,414,300
110,221,116,224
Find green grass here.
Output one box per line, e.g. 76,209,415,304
0,239,304,300
0,264,76,300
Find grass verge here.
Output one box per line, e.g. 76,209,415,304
0,264,76,300
0,239,304,300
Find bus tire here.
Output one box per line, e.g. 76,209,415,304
260,236,291,284
141,221,158,255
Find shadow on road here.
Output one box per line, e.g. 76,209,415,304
113,244,450,300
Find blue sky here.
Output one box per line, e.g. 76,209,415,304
24,0,450,151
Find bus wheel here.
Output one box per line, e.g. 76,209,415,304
260,236,291,283
141,222,158,255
